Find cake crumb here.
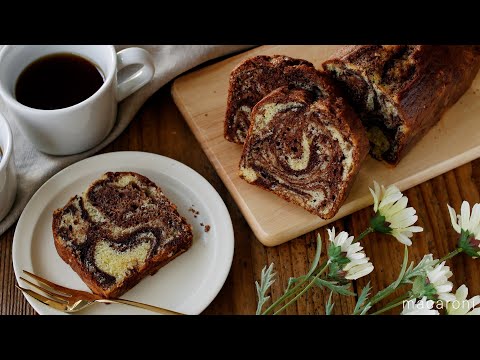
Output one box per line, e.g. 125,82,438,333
188,207,200,216
204,225,211,233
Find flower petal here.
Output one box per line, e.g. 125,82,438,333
389,213,418,229
439,293,456,302
379,192,403,210
469,204,480,235
469,295,480,309
345,262,374,280
404,226,423,233
436,283,453,294
327,227,336,243
391,230,413,246
369,187,379,213
460,201,471,231
456,284,469,301
385,196,409,217
447,204,461,233
467,308,480,315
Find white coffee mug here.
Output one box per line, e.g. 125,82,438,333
0,45,155,155
0,113,17,222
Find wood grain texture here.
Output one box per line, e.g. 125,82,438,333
2,82,480,315
171,45,480,246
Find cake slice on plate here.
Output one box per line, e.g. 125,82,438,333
52,172,193,298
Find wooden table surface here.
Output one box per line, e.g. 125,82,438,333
2,84,480,315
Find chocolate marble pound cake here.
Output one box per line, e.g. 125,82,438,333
225,55,316,144
239,67,369,219
52,172,193,298
323,45,480,165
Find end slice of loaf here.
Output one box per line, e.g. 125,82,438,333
323,45,480,165
224,55,315,144
52,172,193,298
239,67,369,219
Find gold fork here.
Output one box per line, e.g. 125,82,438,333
17,270,183,315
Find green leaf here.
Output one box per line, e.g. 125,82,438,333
307,234,322,278
405,254,435,281
423,284,438,300
285,277,296,293
360,304,371,315
458,230,480,258
336,257,351,265
369,214,392,234
327,243,342,260
255,263,276,315
325,291,335,315
411,276,437,300
314,278,356,296
287,276,355,296
328,262,341,279
411,275,426,296
353,282,372,315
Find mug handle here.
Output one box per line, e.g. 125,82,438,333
116,47,155,102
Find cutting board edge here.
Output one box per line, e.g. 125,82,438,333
172,81,274,244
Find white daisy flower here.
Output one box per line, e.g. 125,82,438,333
426,261,455,302
327,227,374,280
447,201,480,257
369,181,423,246
448,201,480,236
446,284,480,315
343,257,375,280
419,253,437,272
327,227,364,262
401,297,439,315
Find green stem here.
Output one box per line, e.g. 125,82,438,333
355,227,375,243
370,292,411,315
262,260,327,315
371,293,414,315
364,284,398,311
438,248,463,263
272,262,329,315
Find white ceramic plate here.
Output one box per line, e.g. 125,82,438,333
12,151,234,315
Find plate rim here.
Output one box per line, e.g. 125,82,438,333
12,151,234,315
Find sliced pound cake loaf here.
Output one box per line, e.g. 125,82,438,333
239,67,369,219
52,172,193,298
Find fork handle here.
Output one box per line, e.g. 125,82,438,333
96,298,183,315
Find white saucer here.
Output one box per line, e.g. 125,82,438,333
12,151,234,315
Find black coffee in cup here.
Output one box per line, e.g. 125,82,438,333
15,53,104,110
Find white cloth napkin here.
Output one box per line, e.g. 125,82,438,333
0,45,254,236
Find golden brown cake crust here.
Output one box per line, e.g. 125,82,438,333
323,45,480,165
224,55,315,144
52,172,193,298
239,66,369,219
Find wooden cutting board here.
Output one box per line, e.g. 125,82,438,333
172,45,480,247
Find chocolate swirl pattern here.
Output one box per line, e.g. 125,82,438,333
224,55,316,144
239,71,369,219
52,172,193,298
